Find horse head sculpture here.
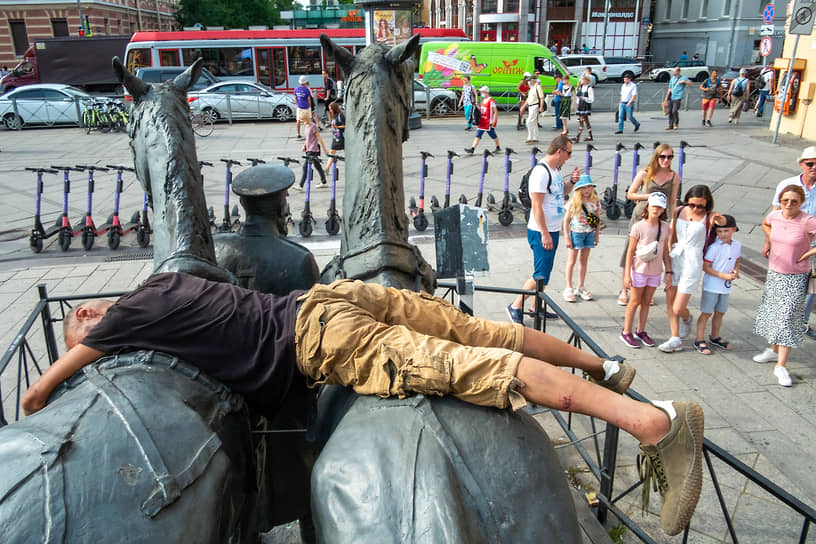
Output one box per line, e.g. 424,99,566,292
112,57,232,283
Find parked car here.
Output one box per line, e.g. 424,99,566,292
559,55,609,83
719,65,764,91
123,66,219,101
603,56,643,81
649,60,709,82
187,81,296,122
413,79,457,115
0,83,92,129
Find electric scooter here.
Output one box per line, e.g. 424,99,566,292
602,143,626,220
26,167,59,253
432,150,461,211
76,165,109,250
409,151,433,231
498,147,517,226
217,159,242,233
677,141,689,208
99,165,142,250
246,157,266,166
474,149,492,208
50,165,85,251
583,143,596,174
299,155,316,237
325,154,343,235
277,157,300,230
623,142,645,219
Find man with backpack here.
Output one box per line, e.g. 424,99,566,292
320,70,337,126
507,135,580,323
727,68,751,124
756,66,773,118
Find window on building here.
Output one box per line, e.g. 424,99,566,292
547,0,576,6
665,0,672,20
681,0,689,18
104,18,110,34
10,19,29,56
482,0,498,13
286,46,322,75
722,0,731,15
181,48,254,77
506,0,520,12
700,0,708,17
51,18,69,37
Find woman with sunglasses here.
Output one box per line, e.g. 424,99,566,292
618,145,680,306
752,185,816,386
658,185,725,353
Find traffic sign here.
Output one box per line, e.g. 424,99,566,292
763,3,775,23
760,36,773,56
789,0,815,35
760,24,775,35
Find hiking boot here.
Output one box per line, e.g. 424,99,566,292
506,304,523,324
638,401,704,536
588,360,636,394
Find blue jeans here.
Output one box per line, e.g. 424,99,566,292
617,102,639,132
756,90,770,116
553,97,562,129
464,104,473,127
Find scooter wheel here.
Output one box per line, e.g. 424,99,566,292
108,229,121,250
413,213,429,231
606,203,622,221
624,200,636,219
58,228,71,251
486,193,496,205
498,210,514,226
430,195,440,210
603,187,614,205
458,194,468,205
82,229,95,251
325,215,341,236
30,235,43,254
299,219,313,238
136,227,150,248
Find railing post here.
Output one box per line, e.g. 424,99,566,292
533,278,544,331
597,423,620,524
457,275,474,316
226,94,233,125
37,284,59,364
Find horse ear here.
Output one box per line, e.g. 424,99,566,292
385,34,421,65
320,34,353,73
173,58,204,93
113,56,148,100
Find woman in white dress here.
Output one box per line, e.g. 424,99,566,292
659,185,725,352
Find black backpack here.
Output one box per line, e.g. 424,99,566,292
470,104,481,126
519,162,553,208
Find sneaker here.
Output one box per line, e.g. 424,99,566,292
495,146,502,153
589,360,636,394
774,365,793,387
620,331,641,348
636,330,656,347
617,289,629,306
576,286,593,301
706,120,713,127
638,401,704,536
563,287,577,302
506,304,523,325
614,130,623,134
679,316,693,339
702,119,706,126
673,126,679,130
464,147,474,154
752,347,778,363
665,126,674,131
634,123,640,132
465,126,472,131
806,327,816,340
658,337,683,353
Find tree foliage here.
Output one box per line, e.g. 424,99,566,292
175,0,297,29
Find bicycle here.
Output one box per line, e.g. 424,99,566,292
108,101,130,132
187,106,214,137
81,99,113,134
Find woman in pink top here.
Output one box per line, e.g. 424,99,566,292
753,185,816,387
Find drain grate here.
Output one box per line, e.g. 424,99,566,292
105,249,154,262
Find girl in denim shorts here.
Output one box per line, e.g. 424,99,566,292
563,174,601,302
620,192,672,348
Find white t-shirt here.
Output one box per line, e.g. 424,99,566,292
702,238,742,294
526,161,564,233
620,81,637,103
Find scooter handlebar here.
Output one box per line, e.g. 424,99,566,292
447,150,459,159
505,147,516,155
585,143,596,152
220,159,242,166
76,165,109,172
633,142,645,150
199,161,214,168
327,155,345,161
615,143,626,152
25,168,58,174
420,151,434,159
482,149,493,158
531,147,542,155
51,165,83,172
277,157,300,165
246,157,266,165
105,165,136,172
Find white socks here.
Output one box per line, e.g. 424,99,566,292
602,360,621,381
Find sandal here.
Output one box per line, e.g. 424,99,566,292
577,286,593,301
562,287,577,303
693,341,712,355
709,336,732,350
617,289,629,306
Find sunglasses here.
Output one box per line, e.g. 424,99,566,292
562,148,572,156
780,199,801,205
686,203,707,210
804,161,816,168
659,154,674,160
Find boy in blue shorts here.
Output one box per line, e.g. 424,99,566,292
694,215,741,354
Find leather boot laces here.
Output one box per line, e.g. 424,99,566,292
637,451,668,513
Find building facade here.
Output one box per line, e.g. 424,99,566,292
426,0,650,57
649,0,788,67
1,0,175,68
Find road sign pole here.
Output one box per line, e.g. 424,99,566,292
772,34,800,144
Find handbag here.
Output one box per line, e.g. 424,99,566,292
582,203,600,228
635,221,662,262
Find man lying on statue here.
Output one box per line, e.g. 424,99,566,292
22,271,702,536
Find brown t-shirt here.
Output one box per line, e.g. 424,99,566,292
82,272,305,415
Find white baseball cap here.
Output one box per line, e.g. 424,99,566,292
648,192,668,209
298,75,308,84
479,85,490,93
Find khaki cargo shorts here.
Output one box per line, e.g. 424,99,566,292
294,280,527,410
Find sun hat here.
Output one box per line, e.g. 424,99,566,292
573,174,596,190
648,192,668,209
797,146,816,162
479,85,490,93
298,75,308,84
523,72,531,79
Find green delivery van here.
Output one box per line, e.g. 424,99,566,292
418,41,577,103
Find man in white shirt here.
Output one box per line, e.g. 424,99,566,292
615,74,640,134
756,67,774,118
507,135,580,323
525,77,545,143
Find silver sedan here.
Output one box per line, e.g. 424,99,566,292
0,84,91,130
188,81,297,122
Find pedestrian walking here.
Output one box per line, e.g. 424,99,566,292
464,86,501,154
558,76,573,137
517,72,531,130
727,68,751,124
563,174,601,302
299,114,328,187
615,74,640,134
458,75,477,131
694,215,741,355
326,102,345,173
620,192,672,349
699,69,721,127
573,74,594,142
294,75,312,139
756,67,774,118
552,74,563,131
525,77,545,143
664,67,692,130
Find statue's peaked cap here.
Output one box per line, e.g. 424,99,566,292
232,165,295,197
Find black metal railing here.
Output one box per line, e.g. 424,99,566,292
2,280,815,542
